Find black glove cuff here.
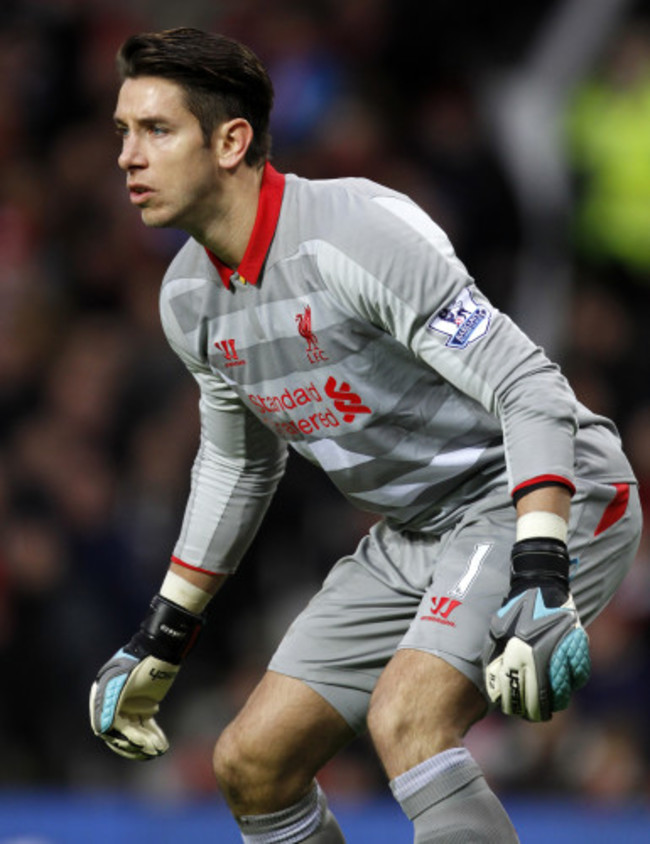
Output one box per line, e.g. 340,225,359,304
508,538,570,606
511,537,570,580
125,595,205,664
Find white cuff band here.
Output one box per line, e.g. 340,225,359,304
160,570,212,613
516,511,568,543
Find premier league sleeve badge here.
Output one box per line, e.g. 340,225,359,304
427,287,492,349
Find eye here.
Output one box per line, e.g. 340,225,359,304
150,125,169,136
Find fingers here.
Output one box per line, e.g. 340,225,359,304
486,637,547,721
486,625,590,721
102,733,154,761
102,714,169,760
90,679,169,760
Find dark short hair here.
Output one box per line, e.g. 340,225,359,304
116,27,274,167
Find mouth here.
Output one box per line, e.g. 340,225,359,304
128,184,154,205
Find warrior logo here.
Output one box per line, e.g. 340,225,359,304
296,305,329,364
420,596,462,627
214,338,246,368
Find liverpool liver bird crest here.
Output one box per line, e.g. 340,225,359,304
296,305,319,351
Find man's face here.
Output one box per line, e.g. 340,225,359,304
114,76,220,233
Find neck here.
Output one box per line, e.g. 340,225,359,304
195,163,265,268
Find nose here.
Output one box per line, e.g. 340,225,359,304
118,133,146,171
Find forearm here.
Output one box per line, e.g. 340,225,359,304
515,485,571,541
173,433,286,574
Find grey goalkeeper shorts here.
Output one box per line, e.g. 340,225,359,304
269,479,642,733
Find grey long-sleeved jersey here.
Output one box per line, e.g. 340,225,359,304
160,165,632,574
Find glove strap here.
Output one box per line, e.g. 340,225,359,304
125,595,205,664
509,537,570,606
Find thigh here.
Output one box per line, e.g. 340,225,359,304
268,521,433,734
369,648,486,778
269,500,515,731
228,670,354,760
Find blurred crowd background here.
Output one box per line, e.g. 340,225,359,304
1,0,650,811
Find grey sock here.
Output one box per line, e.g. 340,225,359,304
238,782,346,843
391,749,520,843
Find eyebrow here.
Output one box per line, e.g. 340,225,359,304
113,115,171,128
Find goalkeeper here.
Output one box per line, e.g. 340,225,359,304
90,28,642,844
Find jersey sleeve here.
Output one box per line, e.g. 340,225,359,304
314,192,578,496
160,286,288,574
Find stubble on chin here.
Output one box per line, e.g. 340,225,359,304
139,207,173,229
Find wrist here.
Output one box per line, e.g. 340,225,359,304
511,536,570,578
160,569,213,613
516,511,568,543
509,537,570,606
126,595,205,664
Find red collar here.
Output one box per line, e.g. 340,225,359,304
206,163,285,288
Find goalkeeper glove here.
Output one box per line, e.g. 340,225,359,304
90,594,205,760
483,537,591,721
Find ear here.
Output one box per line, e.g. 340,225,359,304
214,118,253,169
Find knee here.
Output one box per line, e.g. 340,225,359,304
213,724,252,805
213,722,312,816
367,683,410,750
213,722,280,814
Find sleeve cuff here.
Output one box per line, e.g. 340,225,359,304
511,475,575,505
